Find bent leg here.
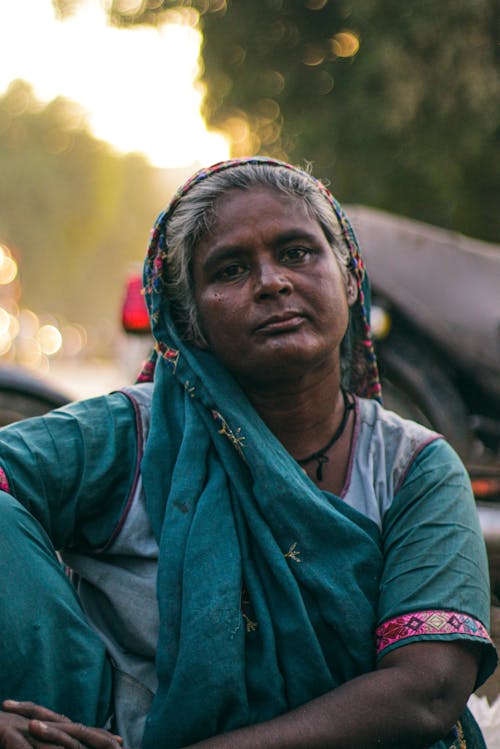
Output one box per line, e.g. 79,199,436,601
0,491,112,726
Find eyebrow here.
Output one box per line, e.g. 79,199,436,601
273,229,321,245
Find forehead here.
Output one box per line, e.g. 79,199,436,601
206,185,323,238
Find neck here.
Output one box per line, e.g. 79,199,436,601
240,366,345,460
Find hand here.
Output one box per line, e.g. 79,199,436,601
0,701,126,749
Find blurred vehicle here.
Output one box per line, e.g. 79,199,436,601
120,269,154,382
348,206,500,600
121,273,150,334
0,364,70,426
348,206,500,459
121,213,500,597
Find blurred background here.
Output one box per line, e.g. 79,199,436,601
0,0,499,714
0,0,498,399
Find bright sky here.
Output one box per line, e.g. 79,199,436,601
0,0,229,168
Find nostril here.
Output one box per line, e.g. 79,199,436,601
256,274,290,292
257,281,291,299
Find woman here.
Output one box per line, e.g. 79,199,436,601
0,157,496,749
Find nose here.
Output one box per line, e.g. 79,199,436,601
254,259,292,300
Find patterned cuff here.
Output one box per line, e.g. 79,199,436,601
376,609,491,656
0,466,10,493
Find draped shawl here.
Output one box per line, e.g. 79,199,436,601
139,158,384,748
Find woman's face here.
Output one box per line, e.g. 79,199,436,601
192,186,356,388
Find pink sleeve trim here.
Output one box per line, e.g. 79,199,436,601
376,609,491,655
0,466,11,494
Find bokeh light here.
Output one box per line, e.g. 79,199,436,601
330,31,360,58
18,309,40,339
302,44,326,67
0,302,79,370
37,324,63,356
61,324,87,357
0,245,18,285
0,335,12,357
305,0,328,9
0,308,11,337
0,237,90,369
15,337,43,369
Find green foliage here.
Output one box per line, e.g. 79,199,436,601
104,0,499,241
199,0,499,241
0,81,177,328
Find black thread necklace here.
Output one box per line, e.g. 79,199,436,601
297,389,353,482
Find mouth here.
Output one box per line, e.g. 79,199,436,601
254,312,306,334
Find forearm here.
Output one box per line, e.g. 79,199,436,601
185,642,478,749
186,673,438,749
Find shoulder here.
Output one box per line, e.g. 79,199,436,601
120,381,154,410
343,397,443,527
119,382,154,424
119,383,154,438
355,397,439,469
0,387,141,446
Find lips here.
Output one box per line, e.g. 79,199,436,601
254,312,306,334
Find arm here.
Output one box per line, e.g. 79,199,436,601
0,392,138,549
0,394,140,726
189,440,493,748
0,645,478,749
185,641,479,748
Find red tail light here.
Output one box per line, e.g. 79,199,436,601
121,275,151,333
471,477,500,502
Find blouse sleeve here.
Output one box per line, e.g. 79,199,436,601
0,391,138,552
376,438,497,686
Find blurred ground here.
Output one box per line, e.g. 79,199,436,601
478,606,500,703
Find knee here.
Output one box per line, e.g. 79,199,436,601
0,490,58,573
0,489,33,529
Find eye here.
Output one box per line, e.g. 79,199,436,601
280,246,310,264
215,262,247,280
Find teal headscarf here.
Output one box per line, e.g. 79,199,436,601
139,158,384,748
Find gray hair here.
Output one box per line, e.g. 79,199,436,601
164,162,349,345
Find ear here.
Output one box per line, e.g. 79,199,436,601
346,272,358,307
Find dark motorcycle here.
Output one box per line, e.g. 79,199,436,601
0,364,70,426
348,206,500,598
347,206,500,471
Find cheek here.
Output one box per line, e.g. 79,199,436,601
197,293,240,346
314,276,349,318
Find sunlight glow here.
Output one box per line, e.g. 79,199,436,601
0,0,229,168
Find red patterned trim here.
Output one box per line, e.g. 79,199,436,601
376,609,490,655
136,358,155,383
156,342,179,372
0,466,10,494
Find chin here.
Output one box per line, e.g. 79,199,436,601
233,345,336,387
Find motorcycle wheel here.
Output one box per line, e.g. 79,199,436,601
376,332,472,458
